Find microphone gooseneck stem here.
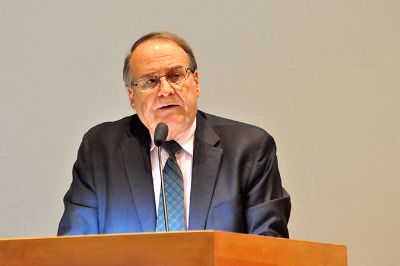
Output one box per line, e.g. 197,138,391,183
158,146,169,232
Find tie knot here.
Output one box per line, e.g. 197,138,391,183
162,140,181,156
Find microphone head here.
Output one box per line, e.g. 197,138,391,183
154,122,168,147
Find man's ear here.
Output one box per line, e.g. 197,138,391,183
193,70,201,97
126,86,135,107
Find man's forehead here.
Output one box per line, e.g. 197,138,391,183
130,39,189,67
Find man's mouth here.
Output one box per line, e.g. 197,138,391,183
159,104,179,109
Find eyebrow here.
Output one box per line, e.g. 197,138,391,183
136,65,185,80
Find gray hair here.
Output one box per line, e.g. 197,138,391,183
123,32,198,86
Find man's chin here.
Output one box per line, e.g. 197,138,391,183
154,113,183,127
148,113,194,138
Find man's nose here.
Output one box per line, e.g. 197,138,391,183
158,76,175,96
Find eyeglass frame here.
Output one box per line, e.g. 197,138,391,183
126,66,194,92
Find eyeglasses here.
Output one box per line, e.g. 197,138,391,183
128,66,194,92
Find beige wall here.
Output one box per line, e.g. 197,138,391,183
0,1,399,265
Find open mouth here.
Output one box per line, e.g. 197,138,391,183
159,104,179,109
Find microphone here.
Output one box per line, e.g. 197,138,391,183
154,122,169,231
154,122,168,147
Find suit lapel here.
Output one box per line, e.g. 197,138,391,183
189,112,223,230
120,116,156,232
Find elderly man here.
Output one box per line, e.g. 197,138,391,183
58,32,290,237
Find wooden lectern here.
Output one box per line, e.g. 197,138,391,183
0,231,347,265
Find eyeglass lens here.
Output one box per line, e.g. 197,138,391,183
139,67,189,91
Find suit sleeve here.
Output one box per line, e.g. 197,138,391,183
244,134,291,238
57,134,99,235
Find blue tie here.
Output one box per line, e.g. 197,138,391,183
156,140,186,232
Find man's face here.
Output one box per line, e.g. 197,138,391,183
127,38,200,139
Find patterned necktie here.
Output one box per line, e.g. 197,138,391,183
156,140,186,232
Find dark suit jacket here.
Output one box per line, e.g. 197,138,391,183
58,111,291,237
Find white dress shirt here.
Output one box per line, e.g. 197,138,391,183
150,118,196,228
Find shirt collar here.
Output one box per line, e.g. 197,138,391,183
150,118,196,156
